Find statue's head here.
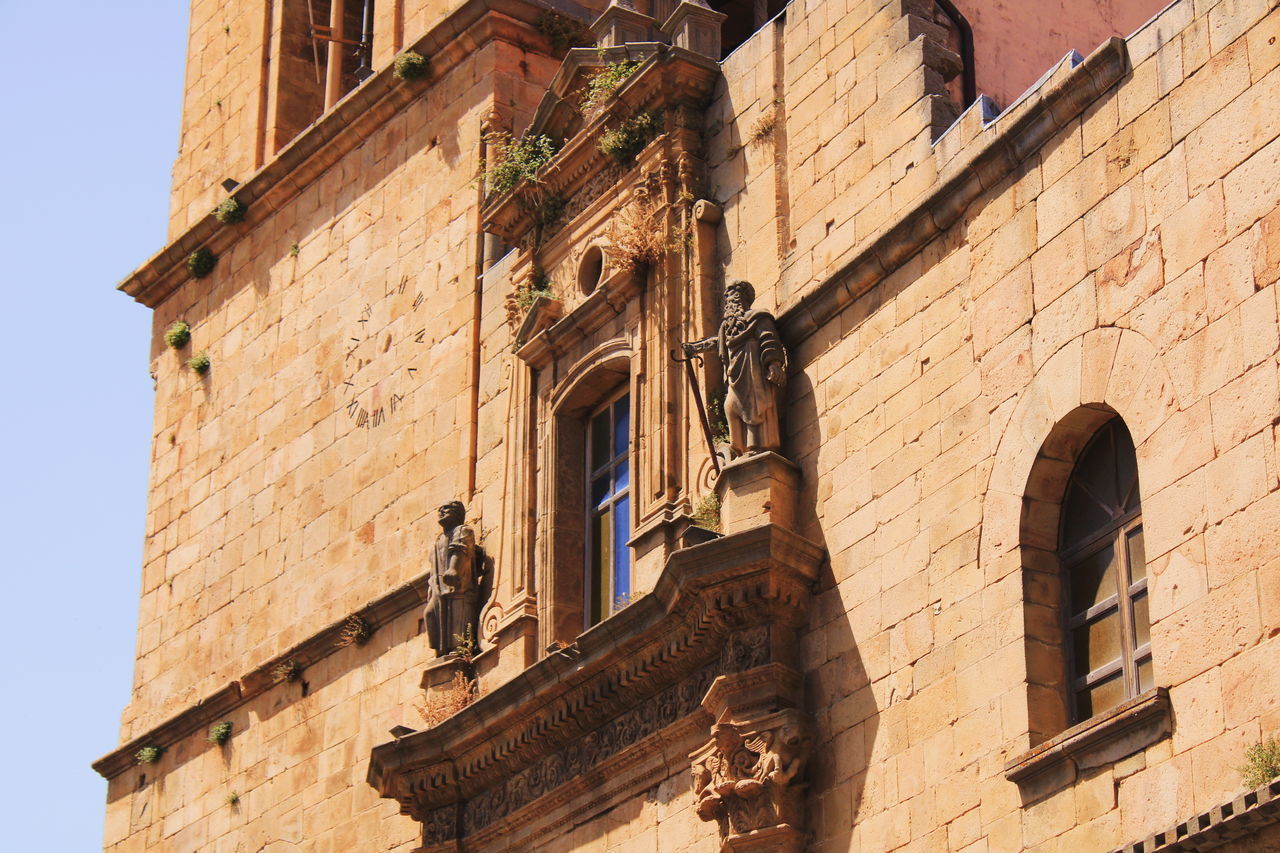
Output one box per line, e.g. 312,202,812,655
438,501,465,528
725,280,755,312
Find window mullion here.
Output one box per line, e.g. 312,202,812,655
1114,526,1137,699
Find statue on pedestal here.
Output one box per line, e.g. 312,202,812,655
683,280,788,457
424,501,484,658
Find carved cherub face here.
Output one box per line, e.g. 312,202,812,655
438,502,465,528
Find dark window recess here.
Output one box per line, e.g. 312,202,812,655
708,0,786,58
273,0,375,153
1059,418,1151,724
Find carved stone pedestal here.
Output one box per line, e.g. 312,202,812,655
715,452,800,535
691,664,813,853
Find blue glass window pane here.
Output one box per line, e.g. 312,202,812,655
615,459,629,492
613,395,630,457
613,495,631,604
592,474,610,507
591,410,610,471
591,513,609,625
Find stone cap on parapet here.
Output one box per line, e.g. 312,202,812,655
116,0,593,310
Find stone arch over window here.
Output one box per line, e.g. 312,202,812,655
544,342,633,647
982,328,1186,750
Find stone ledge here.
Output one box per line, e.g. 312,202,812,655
1004,687,1171,794
1114,777,1280,852
119,0,581,309
777,34,1129,346
92,572,432,780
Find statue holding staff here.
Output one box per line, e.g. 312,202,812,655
682,281,788,458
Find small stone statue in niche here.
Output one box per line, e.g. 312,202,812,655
424,501,485,658
683,280,788,457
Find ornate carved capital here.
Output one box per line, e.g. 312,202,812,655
691,701,813,852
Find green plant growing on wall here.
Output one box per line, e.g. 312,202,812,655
164,321,191,349
1240,736,1280,789
487,133,559,196
289,241,300,258
186,247,217,279
451,625,478,664
514,272,556,309
226,791,240,806
535,11,593,52
214,197,247,225
393,51,429,81
691,492,721,532
188,351,211,375
337,614,373,647
208,721,233,745
580,60,639,116
136,745,163,765
599,111,660,163
273,659,302,683
707,390,729,445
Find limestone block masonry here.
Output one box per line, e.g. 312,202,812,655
97,0,1280,850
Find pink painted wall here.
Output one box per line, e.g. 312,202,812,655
951,0,1169,109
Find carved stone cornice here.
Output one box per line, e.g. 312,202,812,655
366,524,824,843
515,265,642,366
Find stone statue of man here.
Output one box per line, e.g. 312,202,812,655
684,280,788,457
424,501,482,658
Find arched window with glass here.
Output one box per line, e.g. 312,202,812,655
1059,417,1152,722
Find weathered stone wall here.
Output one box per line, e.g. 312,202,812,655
105,0,1280,850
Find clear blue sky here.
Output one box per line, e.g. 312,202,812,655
0,1,190,844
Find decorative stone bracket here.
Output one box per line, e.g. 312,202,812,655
691,664,813,853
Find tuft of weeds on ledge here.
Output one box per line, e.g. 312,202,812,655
393,50,429,81
450,626,478,664
691,492,722,533
164,320,191,349
747,109,778,147
208,721,233,745
136,745,163,765
1240,736,1280,790
273,659,302,683
487,133,559,197
188,351,211,375
214,196,247,225
707,390,729,445
186,247,217,279
599,111,660,164
536,11,593,53
514,272,557,310
414,671,479,728
289,241,300,258
226,791,240,807
336,614,373,648
608,195,665,271
580,60,639,116
612,592,633,613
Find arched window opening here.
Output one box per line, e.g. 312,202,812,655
1059,418,1151,723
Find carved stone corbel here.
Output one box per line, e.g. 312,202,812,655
691,664,813,852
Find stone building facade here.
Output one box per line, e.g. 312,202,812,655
95,0,1280,850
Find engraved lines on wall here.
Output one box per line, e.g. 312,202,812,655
338,274,428,430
